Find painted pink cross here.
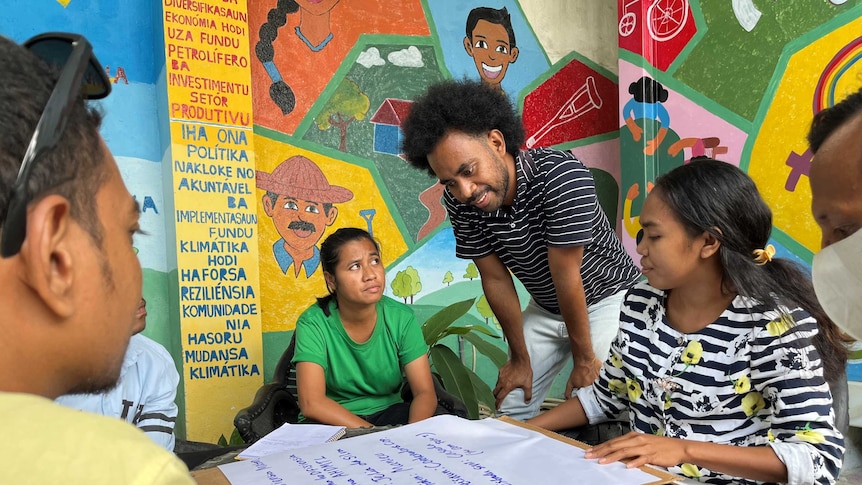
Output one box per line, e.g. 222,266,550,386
785,148,813,192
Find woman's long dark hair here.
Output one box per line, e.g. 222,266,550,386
316,227,380,316
654,158,848,381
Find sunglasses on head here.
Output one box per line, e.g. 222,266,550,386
0,32,111,258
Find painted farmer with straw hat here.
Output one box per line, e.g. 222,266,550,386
257,155,354,278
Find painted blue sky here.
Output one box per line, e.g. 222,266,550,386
385,227,466,299
1,1,164,161
1,0,160,84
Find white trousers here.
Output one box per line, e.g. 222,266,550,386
498,289,627,420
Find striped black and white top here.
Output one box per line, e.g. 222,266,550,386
445,147,639,313
579,282,844,484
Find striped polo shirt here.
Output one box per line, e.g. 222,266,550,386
444,148,639,313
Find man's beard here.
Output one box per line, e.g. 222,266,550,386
469,150,510,211
65,367,123,396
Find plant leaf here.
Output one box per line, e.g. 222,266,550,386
229,427,245,445
462,333,508,369
466,368,496,415
438,324,501,339
421,298,476,346
430,345,479,419
461,324,500,338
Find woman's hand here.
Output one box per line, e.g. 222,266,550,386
585,432,788,483
585,432,687,469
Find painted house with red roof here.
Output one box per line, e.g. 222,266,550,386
370,98,412,155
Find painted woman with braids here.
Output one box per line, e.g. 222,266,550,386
255,0,341,115
250,0,427,133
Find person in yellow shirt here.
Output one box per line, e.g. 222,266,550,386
0,32,193,484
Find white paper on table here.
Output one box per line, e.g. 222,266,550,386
219,415,671,485
237,422,346,460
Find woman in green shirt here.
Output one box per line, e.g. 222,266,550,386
293,227,439,426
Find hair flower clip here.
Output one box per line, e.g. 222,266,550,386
752,244,776,266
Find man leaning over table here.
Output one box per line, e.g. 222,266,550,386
401,79,640,420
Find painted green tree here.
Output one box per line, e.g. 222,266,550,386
463,262,479,281
476,294,495,326
404,266,422,303
442,271,454,286
391,271,412,304
391,266,422,304
315,78,369,151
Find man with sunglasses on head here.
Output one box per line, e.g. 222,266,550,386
0,33,193,483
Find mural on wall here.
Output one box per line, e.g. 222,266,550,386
463,6,519,91
162,0,268,443
256,155,354,279
521,56,618,149
617,59,748,259
426,1,550,101
249,0,430,135
618,0,696,71
568,140,623,225
300,40,446,241
622,76,671,156
383,228,521,388
673,1,857,121
316,78,371,152
254,136,408,333
746,18,862,256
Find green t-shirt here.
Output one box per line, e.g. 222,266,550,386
293,295,427,416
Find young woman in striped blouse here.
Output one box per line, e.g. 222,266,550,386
529,158,847,484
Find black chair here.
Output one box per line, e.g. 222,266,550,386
234,334,301,443
234,333,468,443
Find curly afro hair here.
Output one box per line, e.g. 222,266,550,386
401,79,525,177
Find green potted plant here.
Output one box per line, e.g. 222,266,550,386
420,298,507,419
